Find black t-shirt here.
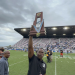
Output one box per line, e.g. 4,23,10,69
28,55,46,75
60,50,63,53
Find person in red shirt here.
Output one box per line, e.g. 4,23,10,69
60,50,63,58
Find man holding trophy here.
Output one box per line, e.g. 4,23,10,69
27,12,46,75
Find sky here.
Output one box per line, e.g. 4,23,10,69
0,0,75,47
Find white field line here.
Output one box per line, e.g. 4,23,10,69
73,57,75,59
55,52,56,75
9,59,28,66
23,54,28,56
55,55,75,60
67,61,69,63
9,55,46,67
9,54,46,67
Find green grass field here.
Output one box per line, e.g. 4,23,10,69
8,50,75,75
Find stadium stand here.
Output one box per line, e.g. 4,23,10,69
12,38,75,52
12,25,75,53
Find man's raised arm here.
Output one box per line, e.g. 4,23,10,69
28,36,34,58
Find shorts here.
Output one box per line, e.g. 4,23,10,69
50,55,52,59
60,53,63,55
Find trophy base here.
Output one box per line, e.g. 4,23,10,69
29,31,46,36
30,30,44,33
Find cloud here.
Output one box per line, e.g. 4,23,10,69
0,0,75,46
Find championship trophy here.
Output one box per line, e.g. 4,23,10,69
29,12,46,37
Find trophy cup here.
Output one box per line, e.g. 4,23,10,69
29,12,46,37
